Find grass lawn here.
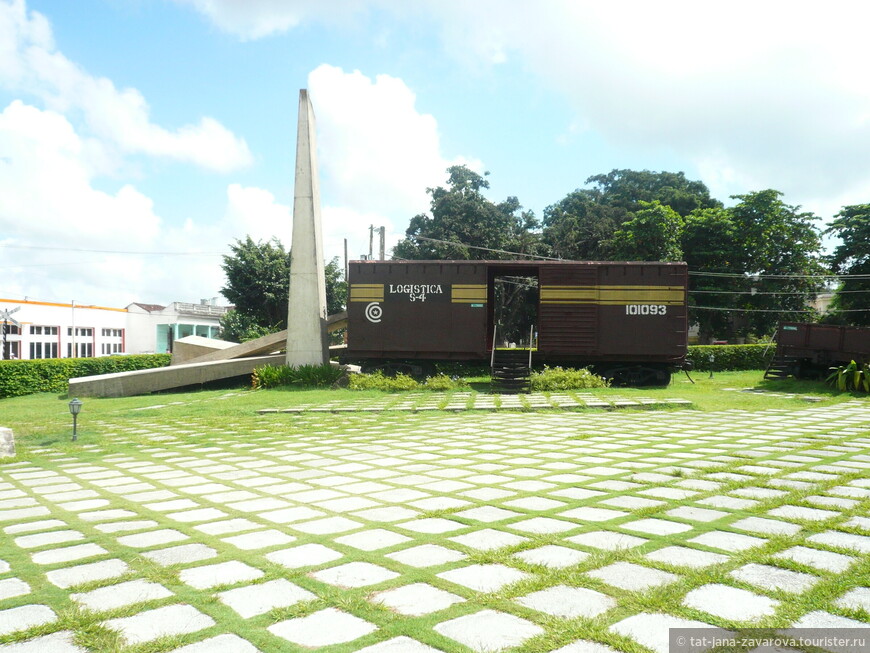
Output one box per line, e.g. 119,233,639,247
0,371,867,652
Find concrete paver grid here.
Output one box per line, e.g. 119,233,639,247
0,401,869,651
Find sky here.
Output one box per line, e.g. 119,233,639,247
2,0,870,309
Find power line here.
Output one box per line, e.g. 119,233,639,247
412,236,561,260
691,306,870,313
688,270,870,280
0,244,222,256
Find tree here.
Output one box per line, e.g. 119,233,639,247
219,236,347,341
609,201,684,261
392,165,542,260
683,191,826,341
584,169,722,217
541,190,627,260
825,204,870,326
541,169,720,261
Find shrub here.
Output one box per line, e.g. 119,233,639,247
686,344,774,372
0,355,171,399
251,364,343,389
826,360,870,393
348,371,420,391
530,366,609,391
423,374,469,391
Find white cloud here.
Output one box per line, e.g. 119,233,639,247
422,1,870,215
0,0,252,172
308,65,484,258
173,0,364,40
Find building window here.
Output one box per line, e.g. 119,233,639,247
67,327,93,337
2,324,20,336
30,325,58,336
29,342,57,359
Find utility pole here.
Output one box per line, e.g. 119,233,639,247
0,307,21,360
369,225,374,259
379,226,385,261
343,238,348,281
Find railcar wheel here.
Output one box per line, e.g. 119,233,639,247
599,365,670,387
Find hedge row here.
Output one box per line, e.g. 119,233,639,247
686,344,775,372
0,355,172,398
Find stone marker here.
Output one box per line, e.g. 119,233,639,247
0,427,14,457
285,89,328,367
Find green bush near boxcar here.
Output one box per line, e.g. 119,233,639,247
530,366,609,391
686,344,774,372
251,364,344,389
0,355,171,399
346,372,469,392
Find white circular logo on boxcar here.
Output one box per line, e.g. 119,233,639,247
365,302,382,323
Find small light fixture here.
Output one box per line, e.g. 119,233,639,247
68,398,83,442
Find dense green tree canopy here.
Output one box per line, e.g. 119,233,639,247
685,191,825,339
542,169,720,261
609,201,684,262
219,236,346,342
825,204,870,326
393,165,541,260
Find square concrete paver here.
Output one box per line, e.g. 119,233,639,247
141,543,217,566
218,578,316,618
567,531,647,550
222,529,296,550
0,605,57,635
560,506,627,522
312,562,399,588
687,530,766,552
116,529,188,548
14,530,83,549
729,563,819,594
265,543,342,569
71,579,173,612
773,545,856,572
586,562,679,591
334,529,412,551
514,545,589,568
516,585,616,618
807,531,870,553
437,564,530,593
645,545,728,568
103,604,215,645
355,636,443,652
167,634,259,653
732,517,802,536
45,559,130,589
0,630,86,652
434,609,544,652
371,582,464,615
683,584,779,622
768,505,840,522
835,587,870,612
620,518,692,536
385,544,465,567
268,607,376,647
179,561,264,589
610,612,715,653
31,543,106,566
0,578,29,601
449,528,528,551
665,506,728,522
509,517,578,534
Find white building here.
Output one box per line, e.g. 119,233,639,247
0,298,230,360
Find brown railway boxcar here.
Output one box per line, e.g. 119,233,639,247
342,260,688,385
769,322,870,378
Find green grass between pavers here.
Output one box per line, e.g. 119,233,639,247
0,384,868,652
0,370,864,456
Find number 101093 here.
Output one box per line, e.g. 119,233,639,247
625,304,667,315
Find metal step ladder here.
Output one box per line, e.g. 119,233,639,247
490,325,534,394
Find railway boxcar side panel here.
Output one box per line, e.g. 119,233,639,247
346,261,488,359
537,262,687,362
778,322,870,366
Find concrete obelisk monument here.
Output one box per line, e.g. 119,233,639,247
285,90,328,366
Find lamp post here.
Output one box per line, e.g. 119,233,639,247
68,398,82,441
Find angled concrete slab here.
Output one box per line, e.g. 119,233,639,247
68,354,284,398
